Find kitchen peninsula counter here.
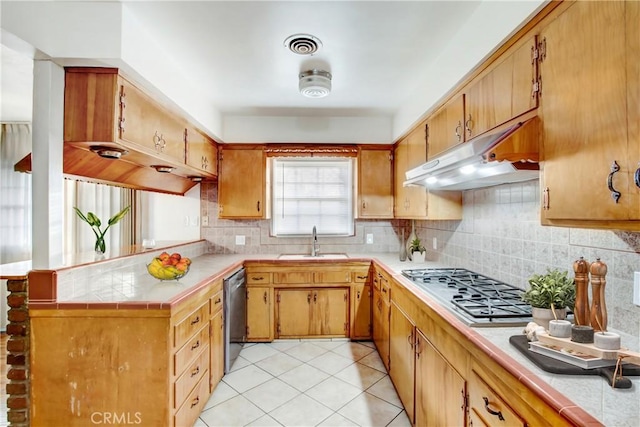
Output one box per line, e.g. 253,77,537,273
23,248,638,426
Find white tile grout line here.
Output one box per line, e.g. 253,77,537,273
198,340,405,427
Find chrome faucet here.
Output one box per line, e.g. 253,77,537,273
311,226,319,256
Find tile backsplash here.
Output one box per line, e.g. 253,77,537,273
200,180,640,337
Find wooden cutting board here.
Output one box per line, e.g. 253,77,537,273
537,333,640,365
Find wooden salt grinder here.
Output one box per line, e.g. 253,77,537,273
589,258,608,332
573,257,590,326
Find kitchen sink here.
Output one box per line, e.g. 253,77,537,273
278,253,349,260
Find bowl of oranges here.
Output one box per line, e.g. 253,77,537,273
147,252,191,281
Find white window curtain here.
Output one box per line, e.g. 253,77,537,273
272,158,354,236
64,179,135,255
0,123,32,264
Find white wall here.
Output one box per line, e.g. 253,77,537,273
223,115,392,144
141,185,201,242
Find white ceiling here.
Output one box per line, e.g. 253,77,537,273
1,1,545,142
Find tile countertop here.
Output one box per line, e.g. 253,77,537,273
27,250,640,425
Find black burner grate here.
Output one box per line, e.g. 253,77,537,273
402,268,532,320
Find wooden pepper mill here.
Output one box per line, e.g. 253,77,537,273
573,256,590,326
589,258,608,332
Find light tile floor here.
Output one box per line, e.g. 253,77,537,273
196,340,411,427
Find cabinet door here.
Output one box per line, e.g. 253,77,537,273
358,148,394,218
372,287,390,370
247,287,272,342
119,79,186,162
426,94,465,158
394,129,428,218
310,288,349,337
186,126,217,177
218,148,265,218
465,37,537,140
540,1,632,221
210,309,224,391
389,302,415,423
351,283,372,340
415,329,466,427
629,1,640,221
276,289,312,338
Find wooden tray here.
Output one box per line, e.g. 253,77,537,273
537,332,640,365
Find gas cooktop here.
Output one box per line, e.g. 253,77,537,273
401,268,533,327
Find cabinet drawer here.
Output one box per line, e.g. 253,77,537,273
174,371,209,427
469,369,525,427
247,271,272,284
210,289,223,315
273,271,312,284
174,302,209,349
353,270,370,283
313,270,351,283
174,324,209,375
175,346,209,407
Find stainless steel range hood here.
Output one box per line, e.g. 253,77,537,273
404,118,539,191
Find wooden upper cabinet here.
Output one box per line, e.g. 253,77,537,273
464,36,538,140
394,125,428,218
118,78,186,163
426,94,465,159
539,1,639,225
218,147,266,218
185,126,218,178
63,68,217,193
358,147,393,218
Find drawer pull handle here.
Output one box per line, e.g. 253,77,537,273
482,397,505,421
214,297,221,305
190,316,200,325
263,291,268,303
191,340,200,351
455,121,463,142
382,287,387,294
607,160,621,203
191,366,200,377
357,275,368,280
190,396,200,408
635,164,640,188
252,276,264,281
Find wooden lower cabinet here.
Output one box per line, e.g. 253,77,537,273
415,329,466,427
29,282,221,427
351,283,372,340
372,267,391,370
276,288,349,338
389,302,416,423
246,286,273,341
210,286,224,390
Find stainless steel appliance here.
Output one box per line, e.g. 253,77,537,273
402,268,533,327
224,268,246,373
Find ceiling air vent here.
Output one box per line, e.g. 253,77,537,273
284,34,322,55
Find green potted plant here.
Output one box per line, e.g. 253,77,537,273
409,237,426,263
522,268,576,329
73,205,131,255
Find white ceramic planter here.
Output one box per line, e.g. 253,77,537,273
531,307,567,330
411,251,426,263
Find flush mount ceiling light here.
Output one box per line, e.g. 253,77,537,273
90,145,128,159
299,69,332,98
284,33,322,55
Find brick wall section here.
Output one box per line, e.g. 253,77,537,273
6,278,29,426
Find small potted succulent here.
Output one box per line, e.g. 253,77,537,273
522,268,576,330
409,237,426,263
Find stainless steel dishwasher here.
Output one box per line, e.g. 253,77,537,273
224,268,246,373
